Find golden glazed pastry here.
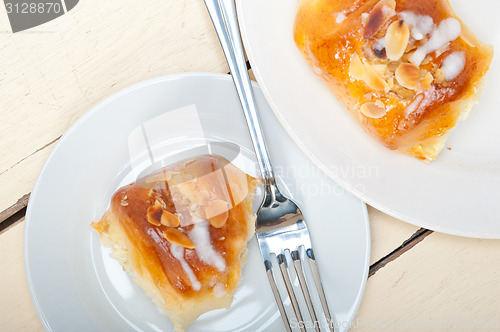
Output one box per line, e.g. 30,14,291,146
92,155,260,331
294,0,493,161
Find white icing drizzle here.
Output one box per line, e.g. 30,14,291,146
404,94,425,117
441,51,466,80
381,5,396,20
189,220,226,272
374,37,386,53
399,11,434,40
170,243,201,291
410,18,461,66
335,12,346,24
213,283,226,298
361,12,369,25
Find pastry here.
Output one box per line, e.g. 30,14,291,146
92,154,260,331
294,0,493,161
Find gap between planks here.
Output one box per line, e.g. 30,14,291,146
226,60,252,75
368,228,433,277
0,194,29,235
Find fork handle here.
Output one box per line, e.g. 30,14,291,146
204,0,275,187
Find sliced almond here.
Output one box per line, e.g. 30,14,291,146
363,62,388,90
225,165,249,206
385,77,394,93
209,214,229,228
147,205,162,226
364,0,397,38
393,84,416,99
163,229,195,249
360,100,386,119
206,199,229,228
421,55,432,66
155,197,168,210
372,64,387,76
385,20,410,61
388,61,399,72
382,0,396,9
434,44,450,59
143,170,171,185
421,71,434,90
349,54,366,80
405,41,417,53
395,62,420,90
161,210,180,227
120,200,129,207
198,189,211,206
189,203,202,217
434,68,446,84
361,12,370,26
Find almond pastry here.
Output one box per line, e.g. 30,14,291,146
91,155,260,331
294,0,493,161
360,100,387,119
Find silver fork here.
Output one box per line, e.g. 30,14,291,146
203,0,335,331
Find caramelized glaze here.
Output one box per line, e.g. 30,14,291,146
294,0,493,160
93,155,258,296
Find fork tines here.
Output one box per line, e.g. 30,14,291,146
262,245,335,332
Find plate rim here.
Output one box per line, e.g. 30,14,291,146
24,72,371,331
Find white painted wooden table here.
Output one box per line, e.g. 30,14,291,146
0,1,499,331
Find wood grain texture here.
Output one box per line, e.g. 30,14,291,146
0,194,30,224
0,221,44,332
0,0,229,213
366,206,420,264
369,228,432,277
353,232,500,331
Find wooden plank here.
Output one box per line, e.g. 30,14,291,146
0,208,26,235
367,206,421,264
0,144,54,217
369,228,432,277
0,0,229,213
0,221,44,332
352,231,500,331
0,194,30,224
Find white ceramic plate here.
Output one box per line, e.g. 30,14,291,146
24,73,369,332
237,0,500,238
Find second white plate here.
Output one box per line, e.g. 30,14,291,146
237,0,500,238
